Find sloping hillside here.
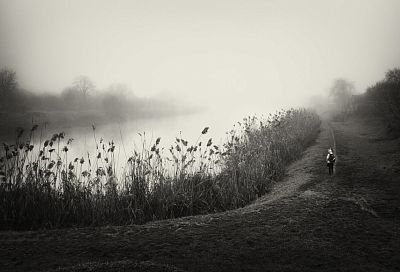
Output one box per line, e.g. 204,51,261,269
1,117,399,272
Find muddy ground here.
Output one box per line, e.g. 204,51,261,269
1,117,399,272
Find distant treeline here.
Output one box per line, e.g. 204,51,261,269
355,68,400,134
0,86,178,117
0,69,190,130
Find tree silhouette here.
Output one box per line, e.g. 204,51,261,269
73,75,95,98
385,68,400,84
329,78,354,113
0,68,18,94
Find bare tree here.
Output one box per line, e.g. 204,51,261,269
329,78,355,113
0,68,18,93
385,68,400,84
73,75,95,98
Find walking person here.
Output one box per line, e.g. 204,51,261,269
326,148,336,175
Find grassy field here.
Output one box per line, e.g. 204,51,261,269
1,115,399,271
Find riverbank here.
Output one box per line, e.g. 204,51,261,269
1,116,399,271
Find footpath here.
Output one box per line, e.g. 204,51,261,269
1,117,399,272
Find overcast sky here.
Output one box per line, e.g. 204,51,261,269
1,0,400,114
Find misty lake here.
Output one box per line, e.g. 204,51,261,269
0,109,260,175
61,111,233,163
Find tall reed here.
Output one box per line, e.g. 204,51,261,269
0,108,320,230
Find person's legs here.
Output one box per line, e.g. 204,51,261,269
328,164,333,175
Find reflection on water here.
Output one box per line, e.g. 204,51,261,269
14,111,239,173
0,108,275,176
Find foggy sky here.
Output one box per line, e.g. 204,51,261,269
1,0,400,115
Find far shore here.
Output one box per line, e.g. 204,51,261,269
0,109,190,141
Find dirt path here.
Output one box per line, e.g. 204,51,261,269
1,117,400,272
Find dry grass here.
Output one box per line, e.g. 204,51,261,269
0,109,320,230
1,116,399,272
